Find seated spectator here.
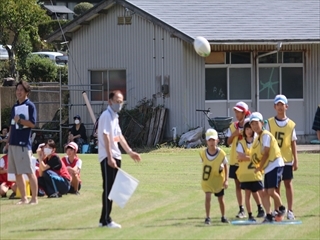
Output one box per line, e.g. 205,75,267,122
0,144,17,198
68,115,87,152
37,139,71,198
0,126,9,154
61,142,82,195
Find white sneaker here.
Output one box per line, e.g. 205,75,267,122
107,221,122,228
287,210,295,220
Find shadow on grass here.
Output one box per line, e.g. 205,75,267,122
10,227,97,233
144,217,231,227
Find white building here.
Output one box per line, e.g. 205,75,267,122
47,0,320,142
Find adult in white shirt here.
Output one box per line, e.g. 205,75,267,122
98,90,141,229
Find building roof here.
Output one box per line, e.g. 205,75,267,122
46,0,320,43
43,4,74,14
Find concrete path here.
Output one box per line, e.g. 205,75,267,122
297,144,320,153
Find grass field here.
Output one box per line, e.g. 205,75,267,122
0,148,319,239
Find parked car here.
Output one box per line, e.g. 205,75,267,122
31,51,68,66
0,45,12,60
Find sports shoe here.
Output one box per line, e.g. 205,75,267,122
107,221,121,228
204,217,211,225
287,210,295,220
278,206,286,216
262,215,274,224
9,192,16,199
48,192,62,198
248,216,256,222
257,208,265,218
221,217,230,223
236,210,246,218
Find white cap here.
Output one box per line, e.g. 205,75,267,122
233,101,249,113
274,94,288,104
249,112,264,123
205,129,218,140
38,143,45,148
66,141,79,153
244,117,250,125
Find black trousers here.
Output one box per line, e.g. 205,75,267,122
99,157,121,225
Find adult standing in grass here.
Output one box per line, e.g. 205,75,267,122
98,90,141,229
7,80,38,205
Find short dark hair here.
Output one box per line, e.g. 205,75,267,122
109,90,123,100
1,125,9,132
46,139,56,149
16,80,31,94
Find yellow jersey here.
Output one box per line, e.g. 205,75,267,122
268,117,295,163
250,130,282,170
236,139,263,182
229,122,243,166
200,148,226,193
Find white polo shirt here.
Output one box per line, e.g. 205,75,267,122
98,106,122,162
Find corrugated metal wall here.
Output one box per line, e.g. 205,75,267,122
68,5,205,137
305,44,320,135
67,4,319,138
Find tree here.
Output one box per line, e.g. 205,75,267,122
74,2,93,18
0,0,50,77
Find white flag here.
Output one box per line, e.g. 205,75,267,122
108,168,139,208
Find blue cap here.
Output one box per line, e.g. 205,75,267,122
274,94,288,104
249,112,263,123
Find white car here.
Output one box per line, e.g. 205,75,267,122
0,45,12,60
31,51,68,66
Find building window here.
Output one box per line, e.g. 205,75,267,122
282,67,303,98
259,67,280,99
229,68,251,100
205,52,252,100
90,70,126,101
205,68,227,100
258,52,303,99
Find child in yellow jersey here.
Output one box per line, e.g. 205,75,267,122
265,94,298,220
225,101,252,218
249,112,286,223
200,129,229,225
236,119,265,221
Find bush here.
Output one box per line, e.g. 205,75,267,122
56,65,68,85
38,19,69,39
74,2,93,17
24,55,58,82
1,107,11,127
0,60,10,79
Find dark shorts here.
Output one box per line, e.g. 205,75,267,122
214,189,224,197
69,183,82,193
282,165,293,180
240,181,263,192
264,167,283,189
229,165,238,180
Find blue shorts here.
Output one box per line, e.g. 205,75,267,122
214,189,224,197
264,167,283,189
240,181,263,192
282,165,293,180
229,165,238,180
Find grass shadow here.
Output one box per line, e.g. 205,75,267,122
10,227,97,233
